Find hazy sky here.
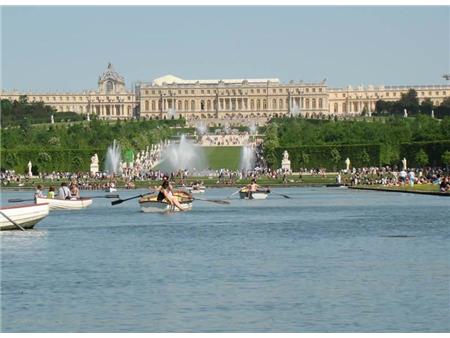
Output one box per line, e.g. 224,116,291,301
1,6,449,91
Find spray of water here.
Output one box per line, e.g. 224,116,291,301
196,121,207,135
105,139,122,174
160,135,206,172
248,122,257,135
240,145,256,171
167,108,177,119
291,101,300,117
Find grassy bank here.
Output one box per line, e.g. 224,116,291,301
349,184,449,196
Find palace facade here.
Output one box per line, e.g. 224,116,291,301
1,63,448,125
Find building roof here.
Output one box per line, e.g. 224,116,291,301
152,74,280,86
98,63,125,84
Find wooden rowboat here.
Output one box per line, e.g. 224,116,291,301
35,197,93,210
186,185,206,194
239,188,270,200
138,191,193,213
0,203,50,231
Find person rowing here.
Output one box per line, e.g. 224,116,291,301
154,175,186,211
246,178,261,198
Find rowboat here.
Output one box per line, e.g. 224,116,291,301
239,187,270,200
105,187,117,193
35,197,93,210
138,191,193,213
186,185,206,194
0,203,49,230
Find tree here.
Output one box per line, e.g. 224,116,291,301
330,148,341,171
359,149,371,167
299,151,310,168
263,122,280,169
415,149,429,167
398,89,420,115
441,151,450,172
420,98,434,115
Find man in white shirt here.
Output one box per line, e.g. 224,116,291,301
57,182,71,200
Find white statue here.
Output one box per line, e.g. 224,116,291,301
50,114,54,124
90,153,99,175
431,110,434,118
345,158,351,172
402,158,407,171
87,113,90,121
403,109,408,118
281,150,291,172
27,161,32,177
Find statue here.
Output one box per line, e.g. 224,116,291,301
281,150,291,172
90,153,99,175
50,114,54,124
402,158,407,171
87,113,90,122
431,110,435,118
403,109,408,118
27,161,32,177
345,158,351,172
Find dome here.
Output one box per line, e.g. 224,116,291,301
98,63,125,84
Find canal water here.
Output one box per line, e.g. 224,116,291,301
1,187,449,332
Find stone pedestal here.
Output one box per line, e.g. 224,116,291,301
90,163,99,175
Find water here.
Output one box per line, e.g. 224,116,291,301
1,188,449,332
104,140,122,175
240,145,256,171
160,135,206,172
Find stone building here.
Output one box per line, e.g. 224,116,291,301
1,63,448,124
0,63,136,120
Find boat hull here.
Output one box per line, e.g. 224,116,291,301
0,203,49,230
138,191,193,213
239,190,269,200
35,197,93,210
186,187,205,194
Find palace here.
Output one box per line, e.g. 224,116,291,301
1,63,449,125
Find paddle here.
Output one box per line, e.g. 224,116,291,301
226,188,242,199
191,197,230,205
111,192,154,206
270,191,291,199
0,211,26,231
8,194,119,203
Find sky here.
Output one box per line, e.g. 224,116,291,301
1,6,449,92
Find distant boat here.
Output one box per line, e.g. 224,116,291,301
139,191,193,213
186,185,206,194
105,187,117,193
0,203,49,231
35,197,93,210
239,188,270,200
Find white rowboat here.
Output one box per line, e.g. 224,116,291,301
239,188,270,200
186,186,205,194
35,197,93,210
0,203,49,231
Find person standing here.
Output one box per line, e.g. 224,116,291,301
408,170,415,188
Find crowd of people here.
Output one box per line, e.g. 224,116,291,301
199,133,251,146
343,166,450,192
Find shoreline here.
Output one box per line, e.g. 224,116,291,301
348,186,449,197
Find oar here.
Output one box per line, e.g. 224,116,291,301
111,192,154,206
270,191,291,199
91,194,119,199
8,198,35,203
0,211,26,231
192,197,230,205
226,188,242,199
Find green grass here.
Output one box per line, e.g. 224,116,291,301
203,146,241,170
369,183,443,193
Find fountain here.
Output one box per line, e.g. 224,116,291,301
291,101,300,117
159,135,206,172
167,108,177,119
240,144,256,171
196,121,207,135
105,139,122,175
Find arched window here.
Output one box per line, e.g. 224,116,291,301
184,100,189,110
106,81,114,93
250,99,254,110
178,100,182,110
191,100,195,110
312,99,316,109
334,103,338,113
319,98,323,108
279,99,283,109
305,99,310,108
263,99,267,109
145,100,149,111
200,100,205,111
151,101,156,111
207,100,211,110
256,99,261,110
342,103,347,113
128,106,131,115
272,99,277,109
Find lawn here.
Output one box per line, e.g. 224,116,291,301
202,146,241,170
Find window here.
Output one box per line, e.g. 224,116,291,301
201,90,204,94
319,88,322,92
191,100,195,110
263,99,267,109
256,99,261,110
319,98,323,108
145,90,149,95
251,89,254,93
184,100,188,110
191,90,194,94
207,100,211,110
312,88,316,93
145,100,149,110
185,90,188,94
306,88,309,93
334,103,338,113
272,99,277,109
178,100,182,110
250,99,254,109
201,100,205,111
152,101,156,110
279,98,284,109
305,99,309,108
257,89,260,94
207,90,210,94
178,90,181,94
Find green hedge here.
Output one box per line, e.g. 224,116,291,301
1,148,106,173
274,144,382,170
400,140,450,167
